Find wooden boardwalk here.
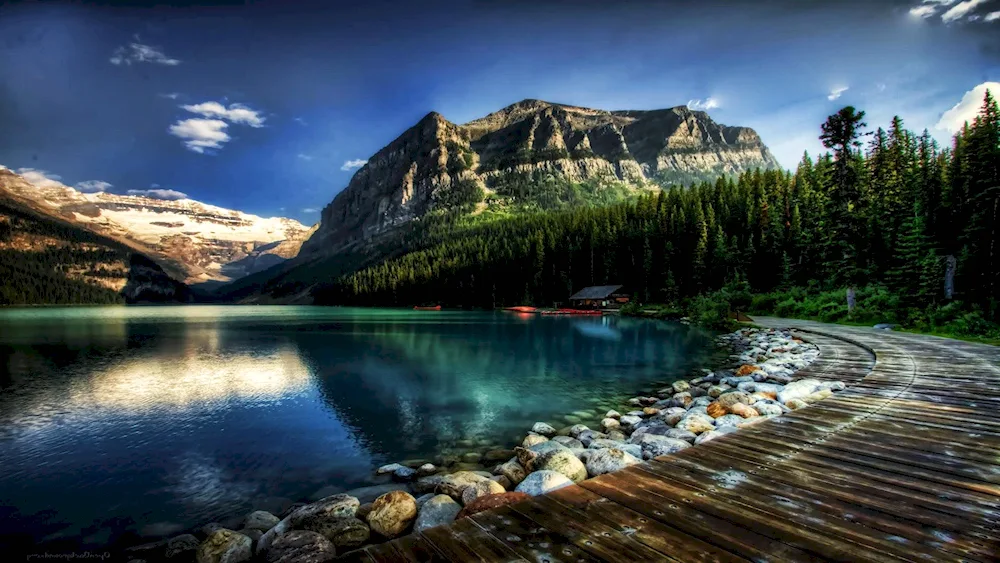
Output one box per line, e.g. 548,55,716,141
336,318,1000,562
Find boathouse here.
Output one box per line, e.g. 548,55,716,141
568,285,630,309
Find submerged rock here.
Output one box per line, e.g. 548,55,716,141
482,449,515,464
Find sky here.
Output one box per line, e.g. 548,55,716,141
0,0,998,225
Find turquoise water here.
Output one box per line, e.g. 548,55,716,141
0,306,714,551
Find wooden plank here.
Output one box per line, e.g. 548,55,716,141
419,516,527,562
469,505,603,563
546,484,751,563
507,491,676,562
580,470,831,562
736,419,1000,487
733,432,1000,510
334,546,378,562
753,414,1000,474
700,435,1000,525
631,461,962,562
382,534,449,562
648,450,999,560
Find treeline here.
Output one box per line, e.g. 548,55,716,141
0,248,125,304
0,199,131,305
321,93,999,328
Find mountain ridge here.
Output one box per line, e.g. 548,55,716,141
0,168,313,284
299,99,779,259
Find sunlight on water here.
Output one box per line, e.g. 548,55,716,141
0,306,714,550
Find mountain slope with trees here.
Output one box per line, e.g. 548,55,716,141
306,93,1000,337
0,194,192,305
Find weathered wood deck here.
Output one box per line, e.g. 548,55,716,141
336,318,1000,562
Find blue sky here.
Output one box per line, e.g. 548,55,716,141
1,0,998,225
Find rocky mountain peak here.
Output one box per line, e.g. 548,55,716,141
299,99,780,257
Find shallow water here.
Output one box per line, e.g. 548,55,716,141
0,305,714,549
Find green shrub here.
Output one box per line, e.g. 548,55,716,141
689,294,736,331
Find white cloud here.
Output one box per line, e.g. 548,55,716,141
341,159,367,171
301,208,319,213
75,180,112,193
16,168,65,188
909,5,938,17
293,117,308,126
828,86,849,101
297,154,314,161
168,118,230,153
985,10,1000,21
935,81,1000,133
169,101,265,153
686,98,720,111
110,42,180,66
181,102,265,127
159,93,181,100
127,188,188,200
941,0,988,22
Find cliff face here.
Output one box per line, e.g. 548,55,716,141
301,99,778,256
0,168,312,284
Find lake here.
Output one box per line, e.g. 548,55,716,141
0,306,715,551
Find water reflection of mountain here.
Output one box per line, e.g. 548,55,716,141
299,313,713,459
0,312,312,434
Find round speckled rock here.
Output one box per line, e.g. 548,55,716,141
585,448,641,476
367,491,418,539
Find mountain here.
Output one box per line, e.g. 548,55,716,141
0,189,190,304
300,99,779,257
0,168,313,285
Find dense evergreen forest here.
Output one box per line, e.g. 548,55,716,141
0,199,126,304
0,197,192,305
314,93,1000,337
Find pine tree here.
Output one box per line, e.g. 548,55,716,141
820,106,868,288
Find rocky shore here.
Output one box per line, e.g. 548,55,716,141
124,327,841,563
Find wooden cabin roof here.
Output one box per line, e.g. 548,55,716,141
569,285,624,300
